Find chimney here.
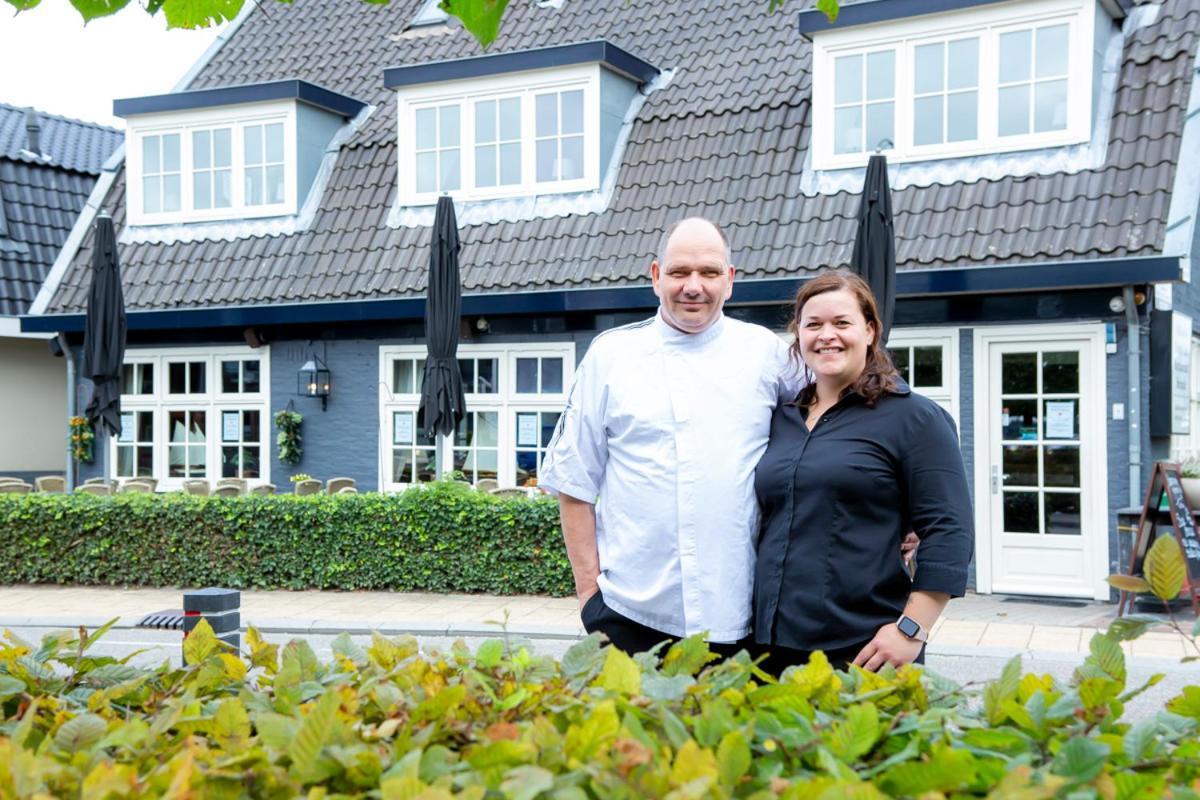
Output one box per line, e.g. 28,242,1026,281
23,107,42,155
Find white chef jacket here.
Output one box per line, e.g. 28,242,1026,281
540,311,799,642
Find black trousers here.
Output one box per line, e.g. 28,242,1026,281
752,640,926,677
580,592,752,659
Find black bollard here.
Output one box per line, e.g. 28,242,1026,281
182,587,240,662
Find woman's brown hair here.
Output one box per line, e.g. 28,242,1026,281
789,270,901,408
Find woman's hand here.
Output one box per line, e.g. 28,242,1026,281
900,531,919,566
852,624,924,671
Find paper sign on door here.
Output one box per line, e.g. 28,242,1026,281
1045,401,1075,439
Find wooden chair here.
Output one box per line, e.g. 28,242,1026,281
325,477,356,494
476,478,500,492
34,476,66,493
76,483,112,496
119,481,153,494
0,482,32,494
83,477,109,486
0,476,24,485
249,483,276,496
489,487,528,499
214,484,241,497
182,479,210,496
215,478,247,495
336,486,359,495
293,479,322,496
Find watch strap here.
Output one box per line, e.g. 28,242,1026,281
896,614,929,642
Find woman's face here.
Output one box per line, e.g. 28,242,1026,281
797,288,875,387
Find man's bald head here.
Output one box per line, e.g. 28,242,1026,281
656,217,731,268
651,217,736,334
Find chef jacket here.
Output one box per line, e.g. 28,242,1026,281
540,311,799,641
753,379,973,652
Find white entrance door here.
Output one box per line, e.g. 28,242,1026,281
973,325,1109,600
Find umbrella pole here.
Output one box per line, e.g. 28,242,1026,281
60,334,76,491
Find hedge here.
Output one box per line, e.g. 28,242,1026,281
0,481,573,595
1,617,1198,797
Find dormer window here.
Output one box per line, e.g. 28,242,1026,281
411,0,448,26
805,0,1109,170
116,81,365,227
385,41,658,206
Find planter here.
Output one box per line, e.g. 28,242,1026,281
1180,476,1200,510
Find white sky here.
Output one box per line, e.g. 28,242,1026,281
0,2,226,129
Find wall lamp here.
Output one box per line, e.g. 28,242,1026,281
297,353,332,411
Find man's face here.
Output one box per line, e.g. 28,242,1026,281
651,221,735,334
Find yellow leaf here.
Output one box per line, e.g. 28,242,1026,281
381,777,426,800
162,749,195,800
81,761,138,798
1106,575,1152,593
596,647,641,696
1144,535,1185,602
219,653,247,681
183,619,219,666
670,740,718,786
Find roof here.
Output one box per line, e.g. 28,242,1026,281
114,79,368,119
0,103,121,317
34,0,1200,319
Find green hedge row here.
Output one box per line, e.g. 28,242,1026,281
0,481,573,594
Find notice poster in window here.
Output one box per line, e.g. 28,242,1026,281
1045,401,1074,439
517,413,538,447
118,413,135,443
222,411,240,443
394,412,414,445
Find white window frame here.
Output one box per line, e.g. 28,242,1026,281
378,342,575,491
886,327,960,425
811,0,1094,170
126,101,297,226
111,346,271,490
395,64,601,205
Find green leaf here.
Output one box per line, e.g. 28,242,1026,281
984,655,1022,725
256,712,300,751
1051,737,1109,783
475,639,503,669
564,699,618,761
1104,615,1159,642
827,703,879,761
80,618,121,654
214,697,251,745
662,634,717,677
282,639,321,682
331,632,367,666
1166,685,1200,719
642,672,693,702
288,689,341,781
1144,534,1186,602
1085,632,1126,684
54,713,107,753
1112,772,1166,800
3,0,42,11
816,0,840,23
561,634,606,683
440,0,509,48
84,663,145,688
1107,575,1152,593
880,745,976,795
160,0,243,28
68,0,131,23
183,618,220,665
596,646,641,696
499,765,553,800
0,674,25,699
1123,719,1159,762
716,730,751,785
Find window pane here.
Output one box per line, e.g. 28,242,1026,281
143,136,160,172
245,124,263,165
1044,445,1080,487
541,357,563,393
477,358,497,393
245,167,263,206
453,412,474,447
243,446,260,478
535,93,557,137
561,90,584,135
1002,445,1038,486
214,169,232,208
1036,24,1069,78
1043,399,1078,439
137,446,153,476
1034,79,1068,132
914,43,943,95
1045,492,1081,534
1004,491,1039,533
414,359,425,394
213,128,231,168
190,411,206,442
475,144,497,188
137,410,153,441
476,99,496,143
499,97,521,140
478,411,498,447
834,54,863,104
458,358,475,391
561,136,584,180
1002,353,1037,394
913,346,943,386
222,360,239,393
266,165,285,204
947,91,978,142
1043,351,1078,393
140,364,154,395
393,359,414,394
163,175,180,212
416,152,437,193
439,149,460,191
415,108,437,150
1003,399,1039,441
889,347,910,380
244,410,260,441
242,362,259,393
947,38,979,90
189,362,206,394
834,106,862,155
122,365,135,394
193,130,211,169
536,138,556,181
143,176,161,214
999,30,1031,83
516,358,537,392
439,105,460,147
118,448,133,477
222,446,239,478
913,96,943,146
169,362,186,394
119,412,135,443
194,171,212,210
540,412,558,447
865,102,893,152
162,134,180,171
499,142,521,185
998,85,1030,137
866,50,894,101
265,123,284,163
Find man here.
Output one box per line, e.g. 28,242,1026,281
539,217,798,654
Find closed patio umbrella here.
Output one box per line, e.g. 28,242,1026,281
418,196,466,444
82,214,127,461
850,154,896,344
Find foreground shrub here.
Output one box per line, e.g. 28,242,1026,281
0,618,1197,798
0,481,571,594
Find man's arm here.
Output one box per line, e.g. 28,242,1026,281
559,493,601,608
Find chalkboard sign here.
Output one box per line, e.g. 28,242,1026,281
1117,462,1200,616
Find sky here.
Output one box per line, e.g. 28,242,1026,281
0,1,227,129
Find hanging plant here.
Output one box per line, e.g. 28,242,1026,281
69,416,95,464
274,409,303,465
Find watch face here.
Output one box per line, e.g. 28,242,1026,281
897,616,920,638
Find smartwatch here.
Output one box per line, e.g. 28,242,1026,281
895,615,928,642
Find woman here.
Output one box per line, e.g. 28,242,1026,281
753,272,973,673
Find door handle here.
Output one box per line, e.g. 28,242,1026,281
991,465,1000,495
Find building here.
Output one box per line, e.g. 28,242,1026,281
0,102,122,481
21,0,1200,600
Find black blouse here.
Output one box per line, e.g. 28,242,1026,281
753,379,973,652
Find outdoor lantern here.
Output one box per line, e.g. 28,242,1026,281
297,357,331,411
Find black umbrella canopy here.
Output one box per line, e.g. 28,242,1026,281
418,196,466,440
849,154,897,344
82,214,127,439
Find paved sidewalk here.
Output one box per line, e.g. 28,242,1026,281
0,585,1194,661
